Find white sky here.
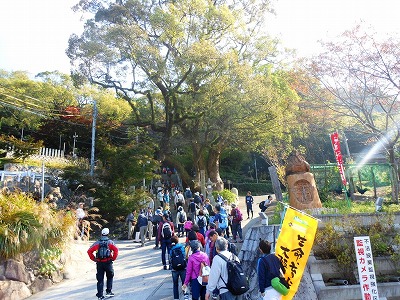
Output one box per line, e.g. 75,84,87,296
0,0,399,76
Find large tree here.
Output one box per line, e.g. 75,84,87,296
308,25,400,202
67,0,278,185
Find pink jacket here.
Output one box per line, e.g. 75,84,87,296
184,250,210,285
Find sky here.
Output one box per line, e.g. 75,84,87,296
0,0,400,76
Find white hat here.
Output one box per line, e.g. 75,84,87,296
101,228,109,236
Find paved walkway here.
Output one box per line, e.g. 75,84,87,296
28,194,274,300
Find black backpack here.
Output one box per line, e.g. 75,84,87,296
96,239,111,259
197,216,206,228
218,254,249,295
162,222,173,239
228,242,237,256
259,201,265,210
171,247,187,270
179,212,185,223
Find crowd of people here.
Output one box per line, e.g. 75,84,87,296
88,188,280,300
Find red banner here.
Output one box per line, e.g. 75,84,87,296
330,132,347,186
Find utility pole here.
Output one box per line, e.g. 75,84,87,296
90,100,97,177
254,157,259,183
72,132,78,157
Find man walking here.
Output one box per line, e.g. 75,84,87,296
87,228,119,300
205,237,243,300
245,191,254,219
157,212,175,269
230,203,244,243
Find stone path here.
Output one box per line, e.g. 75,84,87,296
28,194,274,300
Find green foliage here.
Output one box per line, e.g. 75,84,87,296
234,182,274,196
0,191,75,260
212,189,236,204
321,198,400,214
314,214,400,283
0,134,43,159
39,247,62,276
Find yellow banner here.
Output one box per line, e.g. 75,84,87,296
275,207,318,300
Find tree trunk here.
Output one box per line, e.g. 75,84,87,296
192,143,206,191
207,147,224,191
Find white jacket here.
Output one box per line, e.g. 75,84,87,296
206,250,236,295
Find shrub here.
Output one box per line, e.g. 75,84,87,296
212,189,236,204
0,190,75,260
313,214,400,283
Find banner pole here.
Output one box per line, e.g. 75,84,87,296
277,201,322,222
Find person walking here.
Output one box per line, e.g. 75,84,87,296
245,191,254,219
137,210,149,247
157,189,165,208
257,239,284,300
205,237,242,300
182,240,210,300
146,207,154,241
87,228,119,300
170,235,187,300
125,210,136,240
230,203,244,243
158,212,175,270
195,210,208,237
152,208,163,249
176,206,187,237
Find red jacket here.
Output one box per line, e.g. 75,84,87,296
87,238,119,262
185,232,206,247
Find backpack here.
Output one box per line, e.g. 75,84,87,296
259,201,265,210
219,209,228,229
162,222,173,239
197,216,206,228
184,221,193,230
218,254,249,295
234,209,243,222
228,242,238,256
96,239,111,259
197,262,210,286
171,247,187,270
194,195,201,204
185,244,193,259
179,212,185,223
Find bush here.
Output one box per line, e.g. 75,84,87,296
212,189,236,204
313,214,400,284
233,182,275,196
0,190,75,260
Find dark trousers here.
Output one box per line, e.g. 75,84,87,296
178,224,184,236
232,222,243,240
191,278,206,300
172,269,186,299
246,205,253,218
96,261,114,297
161,239,172,266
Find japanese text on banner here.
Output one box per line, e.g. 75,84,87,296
354,236,380,300
330,132,347,186
275,207,318,300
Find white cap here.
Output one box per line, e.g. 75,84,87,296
101,228,109,236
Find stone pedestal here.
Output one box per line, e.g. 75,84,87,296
287,173,322,210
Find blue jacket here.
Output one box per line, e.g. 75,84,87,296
137,214,148,227
257,254,283,293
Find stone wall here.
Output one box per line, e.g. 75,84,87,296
238,224,318,300
0,241,89,300
239,223,400,300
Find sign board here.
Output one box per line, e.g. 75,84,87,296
354,236,380,300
